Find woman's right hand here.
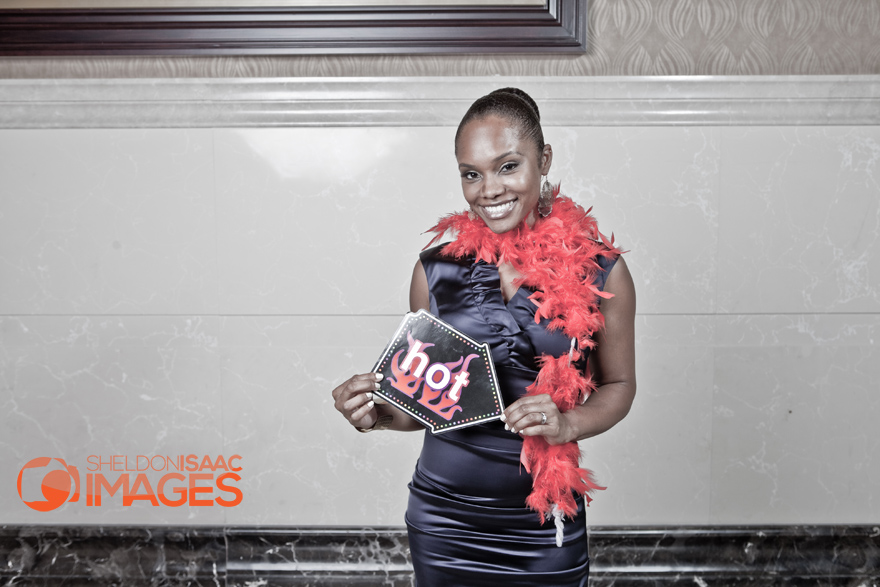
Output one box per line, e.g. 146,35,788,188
332,372,383,431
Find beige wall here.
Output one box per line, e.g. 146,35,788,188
2,0,880,78
2,77,879,527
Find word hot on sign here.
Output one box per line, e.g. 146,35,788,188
371,309,504,433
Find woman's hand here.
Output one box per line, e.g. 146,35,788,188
328,258,431,435
502,394,577,446
332,372,383,431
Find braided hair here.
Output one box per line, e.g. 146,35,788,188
454,87,545,159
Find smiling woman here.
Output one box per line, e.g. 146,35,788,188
332,87,636,586
0,0,586,55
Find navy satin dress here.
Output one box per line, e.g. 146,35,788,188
405,245,616,587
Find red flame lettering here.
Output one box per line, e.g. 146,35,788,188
388,333,480,422
389,348,423,398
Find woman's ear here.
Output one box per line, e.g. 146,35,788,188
540,144,553,175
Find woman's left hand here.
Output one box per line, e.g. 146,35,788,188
502,394,575,446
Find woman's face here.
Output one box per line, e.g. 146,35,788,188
456,114,552,234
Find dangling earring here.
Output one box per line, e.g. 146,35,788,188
538,175,554,218
468,205,477,220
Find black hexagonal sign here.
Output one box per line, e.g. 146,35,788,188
371,309,504,434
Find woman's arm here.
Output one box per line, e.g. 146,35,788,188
409,258,430,313
331,260,429,433
502,256,637,444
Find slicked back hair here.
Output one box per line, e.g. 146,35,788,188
454,87,545,160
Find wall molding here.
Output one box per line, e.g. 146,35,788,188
2,525,879,585
1,76,879,129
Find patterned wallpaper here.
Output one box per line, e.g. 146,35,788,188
2,0,880,79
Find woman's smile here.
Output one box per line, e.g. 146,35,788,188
479,199,517,220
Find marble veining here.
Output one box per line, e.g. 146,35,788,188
1,525,878,586
1,526,225,586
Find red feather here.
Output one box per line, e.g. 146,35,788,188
424,192,621,523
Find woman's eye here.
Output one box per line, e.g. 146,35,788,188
500,162,519,172
462,171,480,181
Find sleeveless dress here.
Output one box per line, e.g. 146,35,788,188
405,245,617,587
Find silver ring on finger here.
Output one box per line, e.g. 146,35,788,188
540,412,547,425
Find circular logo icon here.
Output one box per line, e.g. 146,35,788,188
17,457,80,512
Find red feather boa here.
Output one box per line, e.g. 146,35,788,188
425,193,621,524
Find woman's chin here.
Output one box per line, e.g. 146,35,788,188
482,217,520,234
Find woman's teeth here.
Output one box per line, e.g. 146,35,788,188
482,200,515,219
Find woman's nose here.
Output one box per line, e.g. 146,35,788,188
481,175,504,198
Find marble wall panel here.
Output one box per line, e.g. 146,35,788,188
710,314,880,524
213,128,462,316
217,315,420,526
0,315,226,525
0,130,218,316
552,127,721,315
717,126,880,314
2,108,879,527
585,315,716,526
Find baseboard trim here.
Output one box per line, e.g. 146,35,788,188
2,525,878,586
